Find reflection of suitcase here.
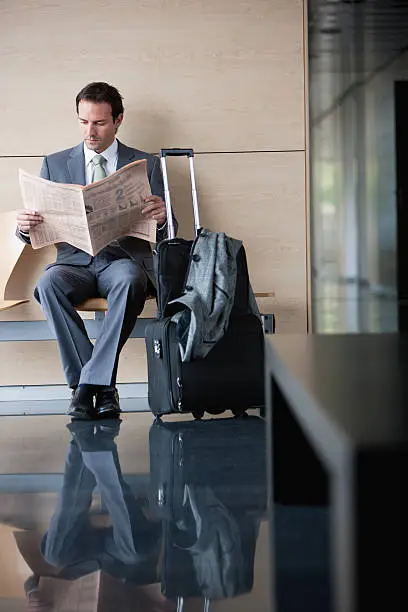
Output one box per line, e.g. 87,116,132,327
145,148,268,418
149,416,267,520
162,505,260,604
149,416,267,607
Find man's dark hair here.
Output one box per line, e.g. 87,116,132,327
75,82,124,121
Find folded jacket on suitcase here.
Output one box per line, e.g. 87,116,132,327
169,230,260,362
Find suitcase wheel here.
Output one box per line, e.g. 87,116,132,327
192,410,204,420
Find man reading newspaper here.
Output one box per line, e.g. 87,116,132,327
16,82,177,419
19,158,159,256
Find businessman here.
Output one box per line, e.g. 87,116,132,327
16,82,175,419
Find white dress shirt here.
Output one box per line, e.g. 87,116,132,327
84,138,118,184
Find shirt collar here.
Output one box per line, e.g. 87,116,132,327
83,138,118,166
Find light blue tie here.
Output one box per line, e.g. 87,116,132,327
91,154,107,182
90,155,121,248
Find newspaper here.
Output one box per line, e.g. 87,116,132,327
18,159,157,256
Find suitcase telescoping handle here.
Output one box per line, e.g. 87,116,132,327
161,148,194,157
177,597,210,611
160,148,201,240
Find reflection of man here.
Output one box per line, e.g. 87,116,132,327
43,421,162,579
22,420,175,611
16,82,177,419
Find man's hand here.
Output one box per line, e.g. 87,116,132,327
17,210,43,233
142,196,167,226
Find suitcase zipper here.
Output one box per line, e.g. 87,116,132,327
163,319,176,409
176,376,183,412
163,318,183,412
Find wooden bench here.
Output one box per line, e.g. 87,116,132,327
0,210,275,336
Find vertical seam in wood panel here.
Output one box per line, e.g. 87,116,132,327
302,0,312,333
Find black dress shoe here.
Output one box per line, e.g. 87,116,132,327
95,386,121,419
66,421,121,451
68,386,98,420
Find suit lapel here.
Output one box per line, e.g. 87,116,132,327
67,144,86,186
116,140,146,170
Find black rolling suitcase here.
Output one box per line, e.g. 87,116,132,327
148,416,267,609
145,148,265,418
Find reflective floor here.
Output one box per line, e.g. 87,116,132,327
0,412,271,612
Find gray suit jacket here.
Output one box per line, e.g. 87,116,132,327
17,140,176,287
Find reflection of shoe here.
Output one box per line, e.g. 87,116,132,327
66,420,95,436
95,386,121,419
66,421,96,449
66,420,122,450
92,421,122,450
97,420,122,437
68,386,98,420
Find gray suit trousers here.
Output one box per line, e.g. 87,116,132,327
34,255,148,387
43,439,161,580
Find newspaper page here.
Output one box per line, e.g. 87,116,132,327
83,159,156,254
19,170,92,253
18,159,156,256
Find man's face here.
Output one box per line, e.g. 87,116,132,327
78,100,123,153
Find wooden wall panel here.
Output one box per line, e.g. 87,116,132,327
0,157,42,212
0,339,147,385
166,152,307,332
1,153,306,331
0,0,307,386
0,0,304,155
0,152,306,385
